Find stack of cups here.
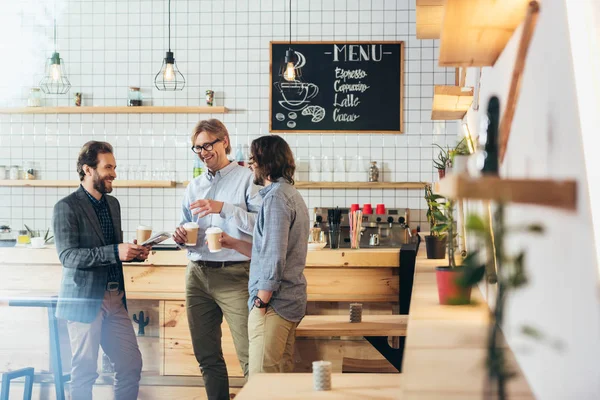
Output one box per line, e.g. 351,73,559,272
312,360,332,391
349,303,363,323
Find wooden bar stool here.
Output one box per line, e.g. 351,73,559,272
9,297,70,400
0,367,34,400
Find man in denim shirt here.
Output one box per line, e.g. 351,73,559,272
220,135,309,377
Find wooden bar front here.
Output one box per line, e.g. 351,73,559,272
0,247,402,379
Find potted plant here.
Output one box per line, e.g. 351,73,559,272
25,224,54,247
449,138,471,175
424,184,447,259
434,198,472,305
433,144,450,179
460,204,545,399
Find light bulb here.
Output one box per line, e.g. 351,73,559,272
284,62,296,81
51,63,61,81
164,63,175,81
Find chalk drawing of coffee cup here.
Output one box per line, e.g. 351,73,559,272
275,82,320,112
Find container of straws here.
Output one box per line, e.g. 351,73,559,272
349,210,363,249
328,208,342,249
349,303,363,323
312,360,332,391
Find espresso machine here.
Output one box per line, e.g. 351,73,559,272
313,207,413,248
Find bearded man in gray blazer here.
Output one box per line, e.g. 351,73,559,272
52,141,149,400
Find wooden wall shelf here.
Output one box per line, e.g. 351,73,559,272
0,106,228,114
435,174,577,210
295,182,427,189
182,181,427,190
431,86,474,120
439,0,531,67
416,0,445,39
0,180,176,188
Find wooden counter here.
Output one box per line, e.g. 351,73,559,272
400,254,534,399
0,245,405,380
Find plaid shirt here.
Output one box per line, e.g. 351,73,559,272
82,186,121,285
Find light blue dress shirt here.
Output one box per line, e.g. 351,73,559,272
180,162,262,262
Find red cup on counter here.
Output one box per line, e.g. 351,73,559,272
376,204,386,215
362,203,373,215
350,204,360,212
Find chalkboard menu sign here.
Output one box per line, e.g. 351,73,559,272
270,41,404,133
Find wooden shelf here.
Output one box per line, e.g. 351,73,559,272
416,0,445,39
435,174,577,210
182,181,427,189
0,180,176,188
431,85,474,120
295,181,427,189
439,0,531,67
0,106,228,114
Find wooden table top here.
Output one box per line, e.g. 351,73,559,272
235,373,402,400
297,315,408,337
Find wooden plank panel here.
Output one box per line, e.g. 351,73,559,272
431,85,474,120
162,301,244,377
0,106,228,114
125,266,399,302
439,0,531,67
435,175,578,211
297,315,407,337
416,0,445,39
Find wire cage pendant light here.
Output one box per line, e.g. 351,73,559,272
155,0,185,91
281,0,302,83
40,18,71,95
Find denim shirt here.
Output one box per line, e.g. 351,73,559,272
181,162,263,262
248,179,310,322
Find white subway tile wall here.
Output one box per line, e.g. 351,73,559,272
0,0,458,240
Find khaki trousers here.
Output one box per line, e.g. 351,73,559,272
67,290,142,400
186,261,250,400
248,306,298,378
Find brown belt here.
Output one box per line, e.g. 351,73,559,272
193,260,248,268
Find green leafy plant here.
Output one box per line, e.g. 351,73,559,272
433,144,450,171
424,184,447,238
459,204,544,399
24,224,54,244
439,198,459,268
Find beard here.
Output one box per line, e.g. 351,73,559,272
93,170,113,194
253,169,265,186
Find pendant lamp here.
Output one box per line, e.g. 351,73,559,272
155,0,185,91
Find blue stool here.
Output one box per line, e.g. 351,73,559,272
0,367,34,400
9,297,70,400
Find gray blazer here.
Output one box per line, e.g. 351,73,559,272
52,186,126,323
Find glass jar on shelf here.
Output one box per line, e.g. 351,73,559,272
9,165,20,180
0,165,6,180
17,230,31,245
368,161,380,182
27,87,41,107
128,87,143,106
24,161,36,180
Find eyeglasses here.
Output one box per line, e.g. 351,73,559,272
191,138,220,154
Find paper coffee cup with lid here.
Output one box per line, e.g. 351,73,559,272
184,222,199,246
206,226,223,253
136,225,152,244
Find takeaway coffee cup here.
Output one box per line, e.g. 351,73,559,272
206,226,223,253
136,225,152,244
184,222,199,246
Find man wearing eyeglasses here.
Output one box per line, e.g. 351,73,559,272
172,118,262,400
